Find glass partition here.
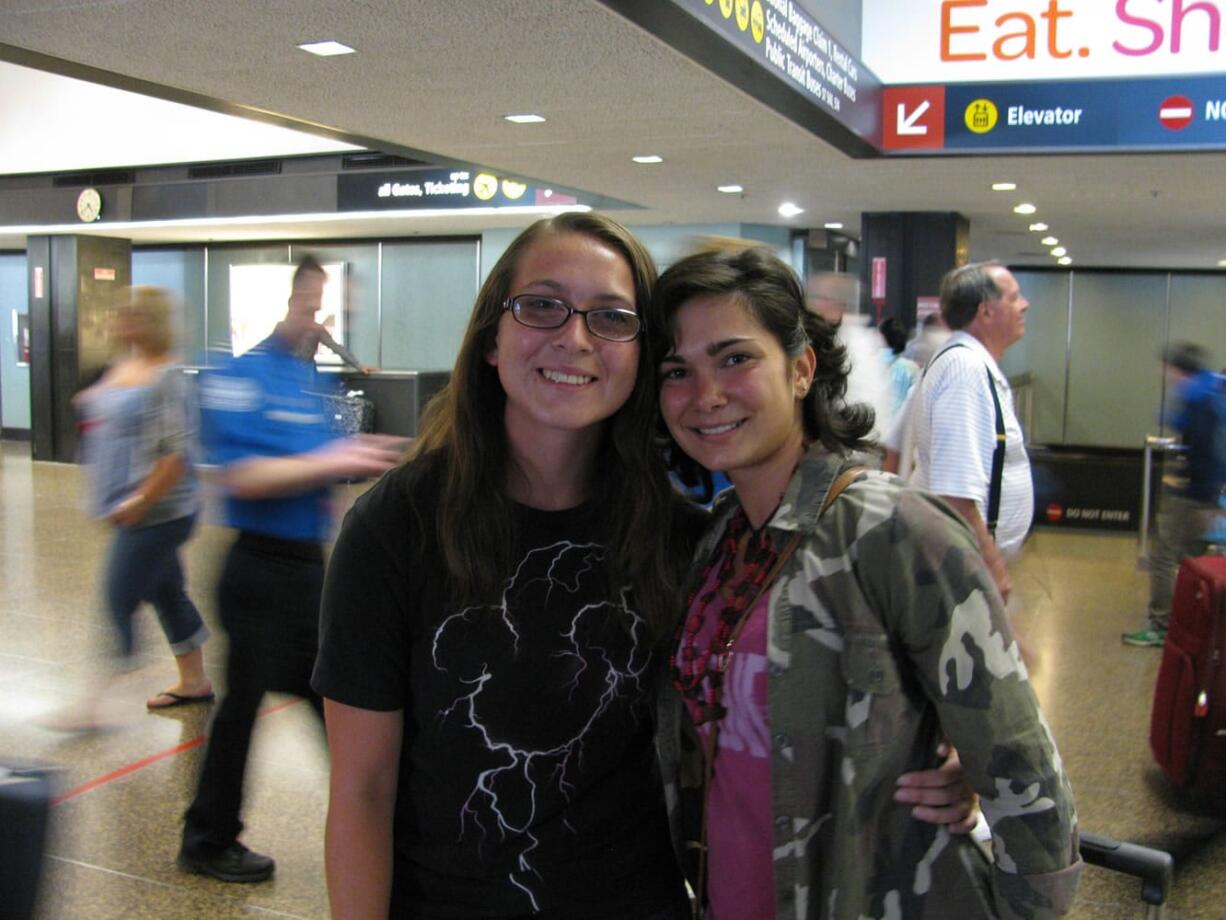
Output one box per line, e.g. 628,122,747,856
380,239,479,371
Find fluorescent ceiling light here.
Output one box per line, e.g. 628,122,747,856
297,40,355,56
1051,246,1067,257
1040,236,1058,246
504,114,546,124
991,182,1017,191
717,184,744,194
1028,222,1048,232
1013,203,1037,215
778,202,804,218
1058,256,1072,266
632,155,663,164
824,222,844,230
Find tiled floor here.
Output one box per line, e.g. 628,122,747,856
1,439,1222,919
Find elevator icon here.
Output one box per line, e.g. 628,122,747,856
965,99,999,134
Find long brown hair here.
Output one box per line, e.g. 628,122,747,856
410,212,687,636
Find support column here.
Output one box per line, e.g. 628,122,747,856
859,212,968,330
27,235,131,462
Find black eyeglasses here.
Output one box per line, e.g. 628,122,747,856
503,294,641,343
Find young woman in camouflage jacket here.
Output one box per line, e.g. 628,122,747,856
649,246,1082,920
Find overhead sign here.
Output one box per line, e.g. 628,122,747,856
337,169,573,212
884,72,1226,153
863,0,1226,84
598,0,882,155
882,86,946,149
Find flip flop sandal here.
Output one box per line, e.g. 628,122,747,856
147,690,216,710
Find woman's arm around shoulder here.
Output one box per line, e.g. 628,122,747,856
324,699,404,920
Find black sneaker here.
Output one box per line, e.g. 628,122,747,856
177,842,275,883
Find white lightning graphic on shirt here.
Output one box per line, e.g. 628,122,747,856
431,540,649,912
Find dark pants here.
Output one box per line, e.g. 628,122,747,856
1148,490,1211,631
181,531,325,856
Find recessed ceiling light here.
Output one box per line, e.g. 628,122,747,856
632,155,663,164
824,222,844,230
1219,259,1226,267
778,202,804,218
1013,203,1037,215
1051,246,1067,257
504,113,546,124
717,184,744,194
1029,222,1049,232
992,182,1017,191
1040,236,1059,246
1058,256,1072,266
297,40,355,56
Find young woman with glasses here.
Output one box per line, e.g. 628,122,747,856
650,245,1082,920
313,215,977,919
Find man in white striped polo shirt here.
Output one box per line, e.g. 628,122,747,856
910,262,1032,603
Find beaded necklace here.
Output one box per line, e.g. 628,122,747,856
670,506,779,726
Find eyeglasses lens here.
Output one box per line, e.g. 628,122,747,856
509,296,639,342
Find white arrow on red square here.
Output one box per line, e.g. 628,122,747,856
897,101,931,136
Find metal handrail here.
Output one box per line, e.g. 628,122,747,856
1139,436,1180,563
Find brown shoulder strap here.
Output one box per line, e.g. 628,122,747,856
820,465,866,517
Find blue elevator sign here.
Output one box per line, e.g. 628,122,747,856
938,73,1226,154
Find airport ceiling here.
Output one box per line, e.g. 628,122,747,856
1,0,1224,270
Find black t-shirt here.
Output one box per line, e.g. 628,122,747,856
313,462,687,919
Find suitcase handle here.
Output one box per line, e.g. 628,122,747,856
1078,831,1173,906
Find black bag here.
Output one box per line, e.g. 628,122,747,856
0,761,55,920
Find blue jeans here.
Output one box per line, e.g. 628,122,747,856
103,514,208,663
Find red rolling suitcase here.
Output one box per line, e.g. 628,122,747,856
1149,555,1226,792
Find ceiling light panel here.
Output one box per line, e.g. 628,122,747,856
297,40,355,56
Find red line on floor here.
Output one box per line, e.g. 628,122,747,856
51,698,305,806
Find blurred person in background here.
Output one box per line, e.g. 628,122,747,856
47,286,212,731
177,256,401,883
1124,342,1226,647
805,271,891,440
878,316,919,427
903,310,950,368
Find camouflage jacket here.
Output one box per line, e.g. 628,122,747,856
656,447,1082,920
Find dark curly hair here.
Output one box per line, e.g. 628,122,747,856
646,245,875,493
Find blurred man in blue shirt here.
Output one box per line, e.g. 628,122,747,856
1125,342,1226,647
178,257,400,881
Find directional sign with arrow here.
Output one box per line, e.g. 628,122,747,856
882,86,945,150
